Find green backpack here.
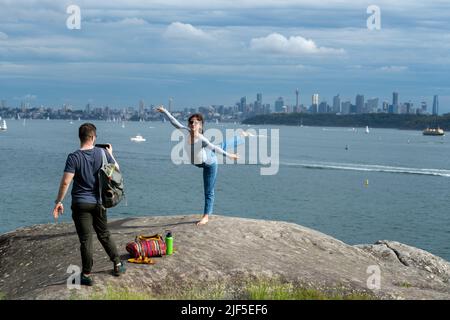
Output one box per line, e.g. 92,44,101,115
98,149,125,208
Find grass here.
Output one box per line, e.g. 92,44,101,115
73,278,376,300
245,280,374,300
0,292,5,300
70,285,154,300
398,282,412,288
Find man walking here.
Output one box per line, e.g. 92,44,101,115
52,123,125,286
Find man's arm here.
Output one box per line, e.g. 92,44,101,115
105,144,120,170
52,172,74,220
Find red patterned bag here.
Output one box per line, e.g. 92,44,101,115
126,234,166,258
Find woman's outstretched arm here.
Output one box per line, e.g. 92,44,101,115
199,134,239,160
156,106,190,132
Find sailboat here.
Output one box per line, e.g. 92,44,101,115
365,126,370,134
0,119,7,131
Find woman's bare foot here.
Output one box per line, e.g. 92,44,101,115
196,215,209,226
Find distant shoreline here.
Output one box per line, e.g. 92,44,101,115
242,113,450,131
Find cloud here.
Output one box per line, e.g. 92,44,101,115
0,31,8,40
379,66,408,72
250,33,345,56
118,17,148,25
164,22,212,41
14,94,37,100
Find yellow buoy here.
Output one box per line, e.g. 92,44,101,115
364,179,369,186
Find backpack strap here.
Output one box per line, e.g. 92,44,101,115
98,148,108,206
101,148,108,166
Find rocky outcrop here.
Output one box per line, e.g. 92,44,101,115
0,215,449,300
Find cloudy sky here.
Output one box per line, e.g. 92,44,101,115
1,0,450,112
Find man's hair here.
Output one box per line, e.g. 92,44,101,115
79,123,97,143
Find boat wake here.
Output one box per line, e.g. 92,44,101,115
282,161,450,177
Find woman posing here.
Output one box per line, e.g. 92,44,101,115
156,106,246,225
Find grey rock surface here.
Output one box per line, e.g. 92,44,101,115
0,215,449,300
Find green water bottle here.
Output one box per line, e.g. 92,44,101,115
165,231,173,255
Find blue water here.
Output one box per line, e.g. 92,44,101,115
1,120,449,261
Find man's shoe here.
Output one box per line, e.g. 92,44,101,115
80,273,93,286
113,261,126,277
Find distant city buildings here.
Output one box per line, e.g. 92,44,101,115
0,90,443,122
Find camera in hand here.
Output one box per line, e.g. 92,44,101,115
95,144,110,149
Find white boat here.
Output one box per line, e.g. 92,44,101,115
423,127,444,136
0,119,7,131
130,134,146,142
365,126,370,134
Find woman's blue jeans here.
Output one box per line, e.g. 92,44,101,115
195,160,218,215
194,135,244,215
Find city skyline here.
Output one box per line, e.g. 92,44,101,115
1,90,441,115
1,1,449,111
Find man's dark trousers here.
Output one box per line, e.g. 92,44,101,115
71,203,120,274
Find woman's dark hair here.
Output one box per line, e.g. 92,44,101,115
79,123,97,143
188,113,204,133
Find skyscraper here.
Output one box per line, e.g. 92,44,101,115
356,94,364,114
318,101,328,113
311,94,319,113
257,93,262,105
432,95,439,115
239,96,247,113
295,88,299,112
341,101,351,114
332,94,340,113
275,97,284,113
366,98,379,113
392,92,399,113
312,94,319,106
421,101,427,114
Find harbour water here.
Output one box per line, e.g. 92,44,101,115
0,119,449,261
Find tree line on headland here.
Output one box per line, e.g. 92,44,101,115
242,113,450,130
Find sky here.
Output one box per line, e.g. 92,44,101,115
0,0,450,112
